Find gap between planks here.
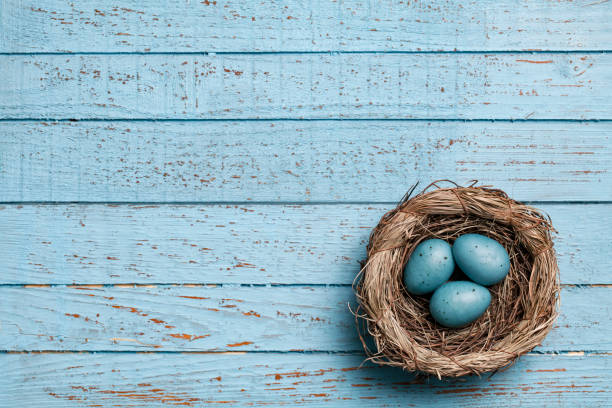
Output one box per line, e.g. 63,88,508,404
2,201,612,206
2,118,612,122
0,350,603,356
1,50,612,56
3,283,611,288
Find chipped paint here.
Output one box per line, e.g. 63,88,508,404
1,2,610,406
226,341,253,347
168,333,210,341
516,59,553,64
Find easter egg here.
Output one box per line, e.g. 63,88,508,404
403,239,454,295
429,281,491,328
452,234,510,286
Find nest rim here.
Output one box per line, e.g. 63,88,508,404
354,181,560,378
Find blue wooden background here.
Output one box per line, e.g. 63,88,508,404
1,1,611,406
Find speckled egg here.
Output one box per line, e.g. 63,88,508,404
403,239,454,295
452,234,510,286
429,281,491,328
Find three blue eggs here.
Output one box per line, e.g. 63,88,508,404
403,234,510,328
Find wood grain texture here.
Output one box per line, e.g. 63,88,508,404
1,352,610,407
1,53,610,120
0,285,608,352
1,0,611,404
1,0,611,52
1,121,610,202
0,203,609,285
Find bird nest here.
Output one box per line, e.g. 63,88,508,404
354,181,560,378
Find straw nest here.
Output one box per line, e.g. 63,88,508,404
354,181,560,378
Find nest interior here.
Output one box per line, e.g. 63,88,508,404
355,183,560,378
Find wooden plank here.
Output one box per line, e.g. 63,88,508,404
1,352,610,406
0,285,608,352
0,203,608,285
2,0,611,52
1,54,611,120
1,121,610,202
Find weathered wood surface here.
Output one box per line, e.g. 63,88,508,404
0,204,609,285
2,0,611,53
1,121,610,202
0,285,608,352
1,353,610,407
2,53,610,120
2,0,611,404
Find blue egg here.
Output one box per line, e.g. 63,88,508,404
452,234,510,286
403,239,454,295
429,281,491,328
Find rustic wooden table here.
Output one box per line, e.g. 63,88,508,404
1,1,611,406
